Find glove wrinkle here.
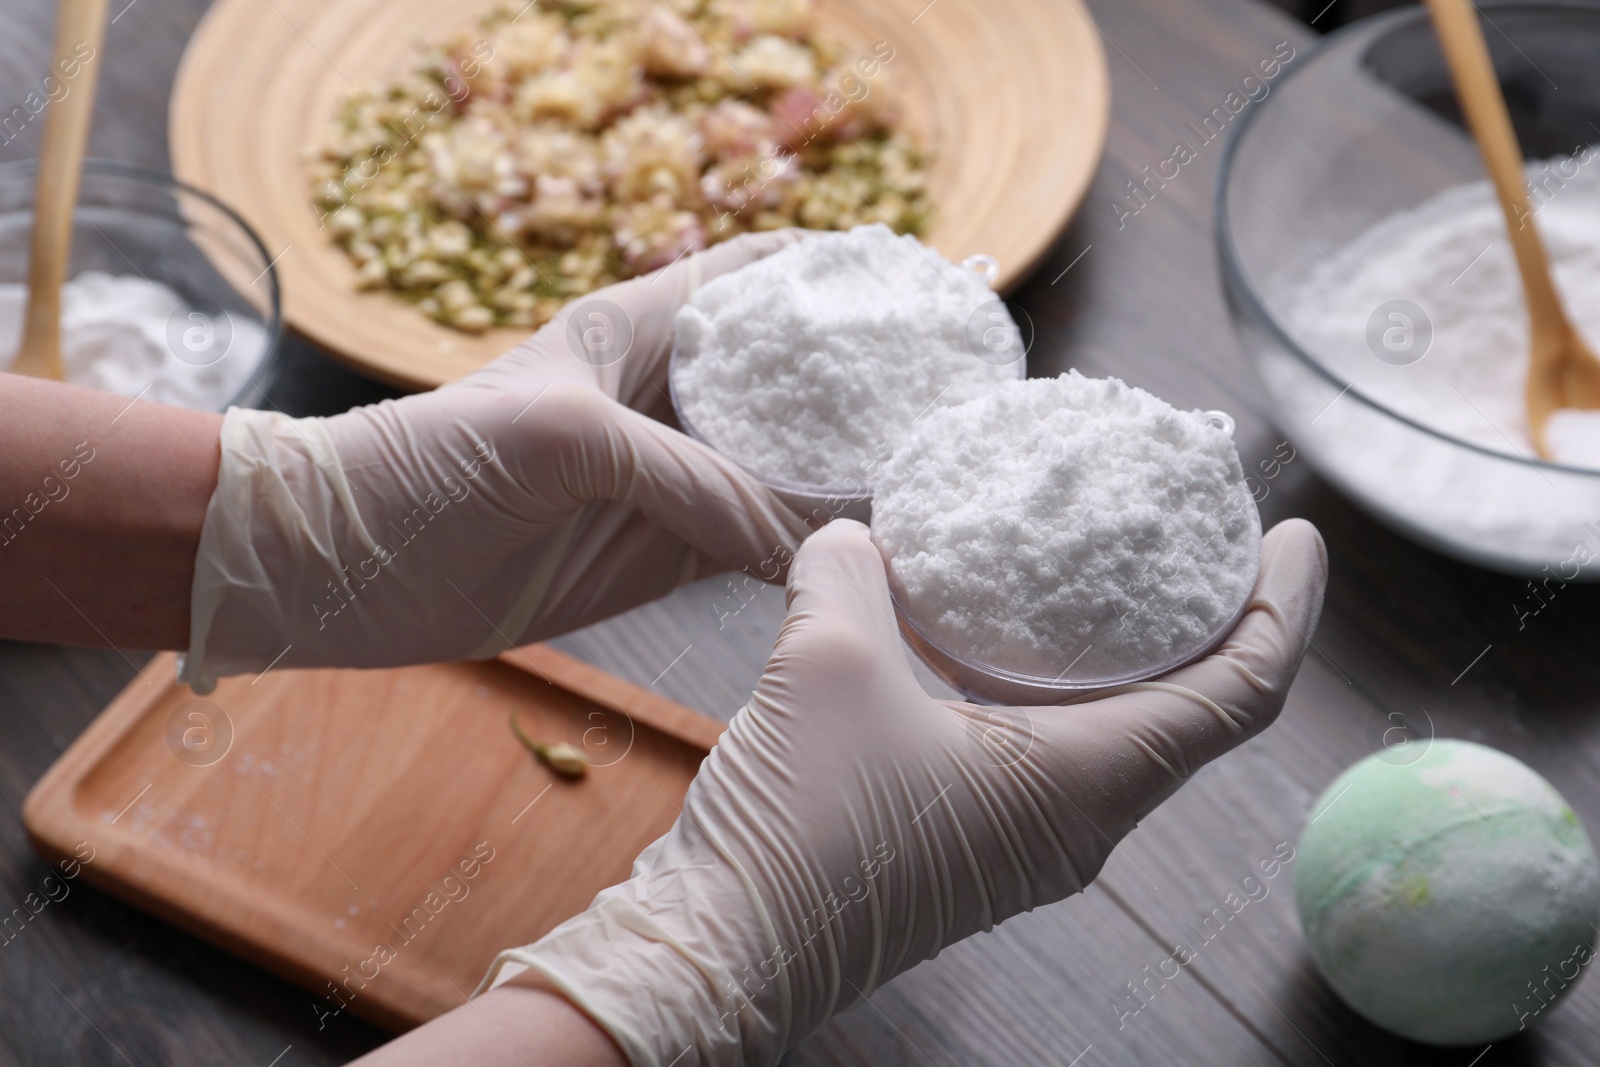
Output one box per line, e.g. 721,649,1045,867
1209,651,1274,701
1122,680,1246,734
924,779,996,940
297,415,382,557
466,512,582,660
910,791,961,955
988,758,1070,905
687,818,795,1060
949,762,1021,931
843,796,888,999
611,419,645,508
1127,733,1183,779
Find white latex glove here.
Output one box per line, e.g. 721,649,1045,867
181,231,810,693
478,517,1328,1066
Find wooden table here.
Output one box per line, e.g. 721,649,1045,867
3,0,1598,1064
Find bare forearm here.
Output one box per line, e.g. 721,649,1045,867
352,984,628,1067
0,374,221,650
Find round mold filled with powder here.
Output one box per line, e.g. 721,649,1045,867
871,372,1263,704
669,224,1023,523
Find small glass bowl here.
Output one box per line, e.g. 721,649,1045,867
0,159,282,411
1217,3,1600,577
878,411,1264,706
668,252,1022,524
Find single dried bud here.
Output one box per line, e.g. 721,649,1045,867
510,709,589,780
534,741,590,780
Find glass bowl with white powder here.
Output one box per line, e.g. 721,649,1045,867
668,224,1025,524
1219,4,1600,577
0,159,280,410
872,372,1263,705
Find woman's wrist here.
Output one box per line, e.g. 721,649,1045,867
349,981,627,1066
495,975,632,1064
0,374,221,650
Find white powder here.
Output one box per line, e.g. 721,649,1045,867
1283,158,1600,466
872,372,1261,680
1273,156,1600,570
671,224,1019,487
0,272,269,411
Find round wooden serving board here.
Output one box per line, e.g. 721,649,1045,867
170,0,1109,390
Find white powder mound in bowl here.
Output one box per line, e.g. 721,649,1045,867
671,223,1020,491
0,272,269,411
873,372,1262,691
1279,158,1600,469
1260,155,1600,572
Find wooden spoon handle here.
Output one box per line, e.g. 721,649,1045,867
14,0,110,380
1424,0,1570,344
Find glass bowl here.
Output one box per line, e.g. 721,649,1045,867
1217,3,1600,578
667,252,1022,526
877,411,1264,706
0,159,281,411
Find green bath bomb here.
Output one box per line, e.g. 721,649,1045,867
1296,739,1600,1045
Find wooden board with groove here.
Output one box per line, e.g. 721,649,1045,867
21,646,722,1032
167,0,1110,389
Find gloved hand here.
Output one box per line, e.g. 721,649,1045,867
477,517,1328,1066
181,231,810,693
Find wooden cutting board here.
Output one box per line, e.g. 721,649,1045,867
23,646,723,1032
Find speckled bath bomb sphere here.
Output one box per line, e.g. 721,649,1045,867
1296,740,1600,1045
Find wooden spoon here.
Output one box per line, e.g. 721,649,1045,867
1424,0,1600,459
10,0,109,381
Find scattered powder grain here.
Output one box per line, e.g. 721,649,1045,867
672,223,1019,487
873,372,1261,679
0,271,268,411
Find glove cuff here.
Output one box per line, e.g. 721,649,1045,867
180,406,368,693
475,833,791,1067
